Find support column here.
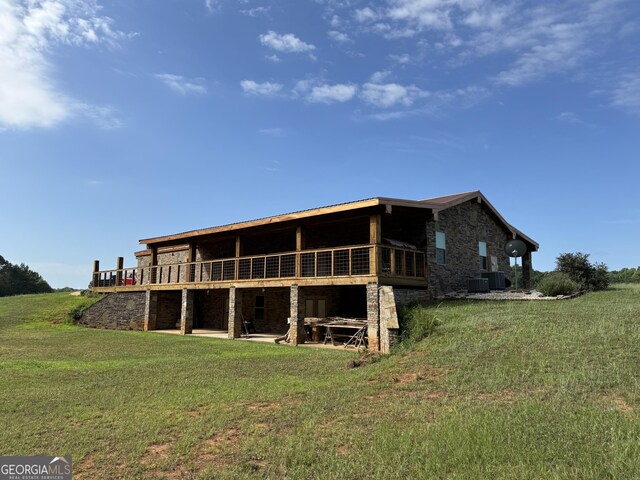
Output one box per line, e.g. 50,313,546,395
521,251,533,289
228,287,243,339
369,214,381,275
180,289,194,335
290,284,306,345
367,282,380,352
144,290,158,331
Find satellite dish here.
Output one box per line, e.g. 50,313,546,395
504,239,527,258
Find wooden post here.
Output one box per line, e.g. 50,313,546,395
187,243,196,282
116,257,124,286
295,227,304,277
93,260,100,288
150,247,158,284
369,214,381,275
235,236,242,281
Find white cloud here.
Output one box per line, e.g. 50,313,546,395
155,74,207,95
0,0,130,129
610,73,640,114
259,31,315,53
386,0,453,30
308,83,358,104
264,53,281,62
388,53,411,64
361,82,428,108
328,30,350,43
354,7,379,23
240,80,283,96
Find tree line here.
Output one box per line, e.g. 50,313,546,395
0,255,53,297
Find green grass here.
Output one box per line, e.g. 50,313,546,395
0,287,639,479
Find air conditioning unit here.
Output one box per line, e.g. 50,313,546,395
481,271,506,290
468,278,490,293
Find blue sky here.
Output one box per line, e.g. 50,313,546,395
0,0,639,288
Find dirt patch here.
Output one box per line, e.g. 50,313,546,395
614,395,634,415
141,442,173,466
192,427,243,471
393,373,419,384
73,453,96,480
425,391,443,400
478,323,505,333
336,445,350,456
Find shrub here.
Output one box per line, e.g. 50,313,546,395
537,272,581,297
555,252,609,291
397,304,441,348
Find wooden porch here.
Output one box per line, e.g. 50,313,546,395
92,243,427,292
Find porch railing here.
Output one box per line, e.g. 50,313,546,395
92,244,426,288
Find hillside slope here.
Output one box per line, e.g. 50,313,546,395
0,287,638,479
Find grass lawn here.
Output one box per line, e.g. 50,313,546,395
0,286,639,479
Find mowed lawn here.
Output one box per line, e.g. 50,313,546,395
1,287,639,480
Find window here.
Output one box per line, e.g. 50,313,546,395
305,298,327,318
436,231,446,265
255,295,265,321
479,241,487,270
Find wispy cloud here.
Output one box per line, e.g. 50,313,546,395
241,6,270,17
328,30,351,43
259,31,315,53
259,127,284,136
610,72,640,114
155,74,207,95
240,80,283,97
204,0,219,13
0,0,131,129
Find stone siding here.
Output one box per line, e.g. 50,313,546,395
426,200,512,297
78,292,146,330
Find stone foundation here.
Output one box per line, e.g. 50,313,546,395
78,292,146,330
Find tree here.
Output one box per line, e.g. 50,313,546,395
0,255,53,297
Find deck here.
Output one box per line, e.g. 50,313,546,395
92,243,427,292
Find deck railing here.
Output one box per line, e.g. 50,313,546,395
92,244,426,288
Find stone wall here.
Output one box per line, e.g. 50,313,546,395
393,288,433,307
155,291,182,329
426,200,512,297
78,292,146,330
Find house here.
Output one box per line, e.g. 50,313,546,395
86,191,537,353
